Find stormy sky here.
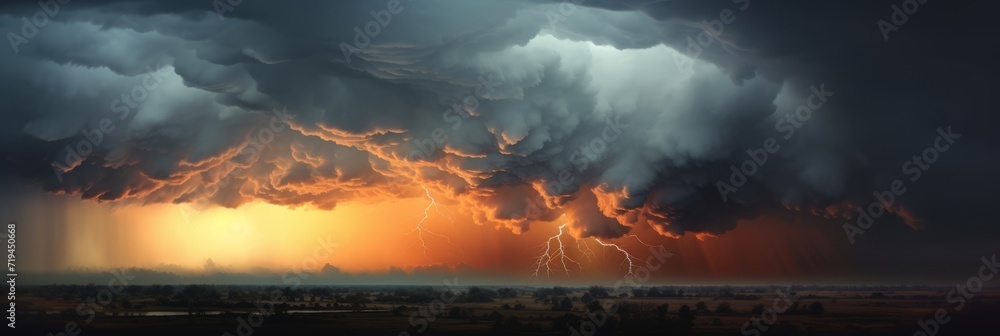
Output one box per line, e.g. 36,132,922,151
1,0,998,284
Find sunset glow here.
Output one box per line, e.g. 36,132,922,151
3,1,999,334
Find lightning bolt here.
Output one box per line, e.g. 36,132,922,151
404,186,464,260
594,236,661,277
529,224,669,277
576,239,597,262
531,224,583,278
432,198,457,228
623,234,657,248
593,239,641,276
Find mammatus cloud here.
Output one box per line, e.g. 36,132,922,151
1,0,997,243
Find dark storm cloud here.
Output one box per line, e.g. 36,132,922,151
1,0,997,243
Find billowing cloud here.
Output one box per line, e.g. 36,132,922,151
1,0,997,242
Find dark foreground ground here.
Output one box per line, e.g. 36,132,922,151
12,285,1000,335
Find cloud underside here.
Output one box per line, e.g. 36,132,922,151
1,0,996,240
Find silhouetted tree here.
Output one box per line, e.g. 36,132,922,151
715,301,734,314
559,297,573,311
676,305,696,331
655,303,669,322
463,286,494,302
496,288,518,298
581,292,594,304
589,286,609,298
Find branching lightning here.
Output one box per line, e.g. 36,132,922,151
404,186,464,260
623,234,656,248
593,238,649,276
576,239,597,262
594,235,664,277
531,224,583,278
433,198,457,227
530,223,668,278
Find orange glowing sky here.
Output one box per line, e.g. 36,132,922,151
0,0,995,288
15,186,851,284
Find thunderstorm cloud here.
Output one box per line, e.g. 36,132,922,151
1,0,997,244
